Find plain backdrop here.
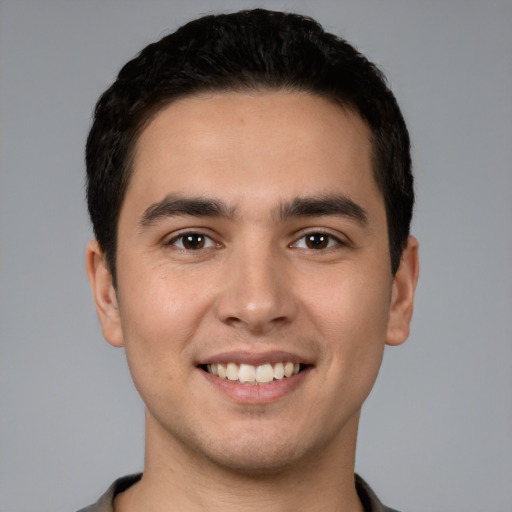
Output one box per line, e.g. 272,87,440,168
1,1,511,511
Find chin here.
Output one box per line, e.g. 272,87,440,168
192,423,333,476
204,442,306,476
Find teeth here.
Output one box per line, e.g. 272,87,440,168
217,363,227,379
206,361,303,385
239,363,256,383
256,363,274,383
284,362,294,378
274,362,284,379
226,362,239,381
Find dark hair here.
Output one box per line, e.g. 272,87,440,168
86,8,413,279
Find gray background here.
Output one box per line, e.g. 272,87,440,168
1,1,511,511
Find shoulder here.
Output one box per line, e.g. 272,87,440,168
76,474,142,512
355,474,403,512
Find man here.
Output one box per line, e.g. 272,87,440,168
82,8,419,512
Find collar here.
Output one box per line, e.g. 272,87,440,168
77,473,400,512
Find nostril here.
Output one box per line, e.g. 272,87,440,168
223,316,243,327
222,314,290,333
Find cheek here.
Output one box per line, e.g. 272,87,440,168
305,267,392,378
116,271,212,386
306,263,391,333
119,260,210,336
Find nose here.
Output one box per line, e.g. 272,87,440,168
215,244,298,334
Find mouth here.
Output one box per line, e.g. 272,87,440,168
200,361,308,386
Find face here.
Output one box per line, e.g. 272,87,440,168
87,91,418,474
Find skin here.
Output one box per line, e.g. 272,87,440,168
86,91,419,512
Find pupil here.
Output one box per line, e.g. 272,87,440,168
184,234,204,249
307,234,328,249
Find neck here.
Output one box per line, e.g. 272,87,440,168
115,412,364,512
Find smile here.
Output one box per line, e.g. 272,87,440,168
205,362,302,385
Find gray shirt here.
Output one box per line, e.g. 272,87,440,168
77,473,401,512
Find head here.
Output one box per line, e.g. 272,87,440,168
85,9,419,477
86,9,413,284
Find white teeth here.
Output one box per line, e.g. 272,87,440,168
274,362,284,379
217,363,227,379
256,363,274,383
284,362,294,378
205,361,303,385
226,362,239,381
239,363,256,383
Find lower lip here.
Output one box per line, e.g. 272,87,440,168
199,367,311,404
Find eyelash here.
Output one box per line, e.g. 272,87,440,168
166,230,345,251
166,232,218,251
290,231,345,250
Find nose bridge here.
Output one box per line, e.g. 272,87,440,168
216,236,295,331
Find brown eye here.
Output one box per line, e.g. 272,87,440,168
305,233,329,249
290,232,342,250
182,234,205,249
170,233,215,250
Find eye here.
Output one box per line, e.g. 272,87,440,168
292,232,343,250
168,232,216,250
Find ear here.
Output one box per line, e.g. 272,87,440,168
386,236,420,346
85,239,124,347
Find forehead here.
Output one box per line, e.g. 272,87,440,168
126,91,383,218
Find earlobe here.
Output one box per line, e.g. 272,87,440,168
85,239,124,347
386,236,420,346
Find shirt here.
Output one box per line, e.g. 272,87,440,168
77,473,400,512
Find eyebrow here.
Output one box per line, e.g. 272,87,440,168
277,194,368,225
139,192,368,229
139,195,235,228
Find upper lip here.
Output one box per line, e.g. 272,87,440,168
198,350,313,367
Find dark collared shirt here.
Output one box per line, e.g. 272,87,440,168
77,473,400,512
